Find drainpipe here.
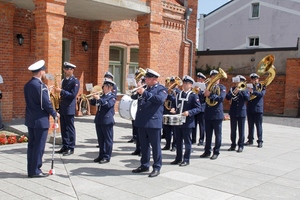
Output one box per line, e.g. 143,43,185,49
184,8,193,76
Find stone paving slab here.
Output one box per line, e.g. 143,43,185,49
0,115,300,200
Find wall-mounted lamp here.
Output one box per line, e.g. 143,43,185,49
251,57,255,62
82,41,88,51
16,34,24,46
184,7,193,20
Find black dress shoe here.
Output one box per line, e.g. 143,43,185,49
63,149,74,156
99,159,110,164
257,143,263,148
199,152,211,158
94,157,102,162
127,138,134,143
237,147,243,153
210,154,218,160
244,140,253,145
197,141,204,146
131,150,141,155
170,147,176,152
228,147,236,151
170,160,182,165
96,145,99,148
148,170,160,178
132,166,149,173
55,148,66,154
28,172,49,178
161,146,170,150
179,161,189,166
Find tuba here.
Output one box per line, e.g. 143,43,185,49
250,54,276,100
205,68,227,106
164,76,182,110
135,68,146,83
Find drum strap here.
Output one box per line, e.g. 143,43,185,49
178,90,192,114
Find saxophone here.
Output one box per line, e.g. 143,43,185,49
50,74,61,111
205,68,227,106
164,76,182,110
250,54,276,100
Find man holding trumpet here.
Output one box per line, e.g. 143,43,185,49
90,79,116,164
131,69,167,178
226,75,249,153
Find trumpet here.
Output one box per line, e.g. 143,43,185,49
129,84,147,95
204,78,210,84
85,91,103,99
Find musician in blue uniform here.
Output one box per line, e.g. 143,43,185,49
24,60,59,178
131,69,167,178
54,62,80,156
90,79,116,164
226,75,249,153
245,73,266,148
200,69,226,160
131,76,145,156
104,71,117,96
192,72,207,146
170,75,201,166
162,76,180,151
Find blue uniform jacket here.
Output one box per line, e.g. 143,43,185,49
172,90,201,128
132,83,167,129
24,77,56,128
204,84,226,120
90,92,116,125
247,83,266,114
197,90,206,113
226,87,250,117
59,76,80,115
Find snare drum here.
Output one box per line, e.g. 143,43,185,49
163,114,183,126
118,95,138,120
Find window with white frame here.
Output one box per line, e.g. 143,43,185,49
248,37,259,47
251,3,260,18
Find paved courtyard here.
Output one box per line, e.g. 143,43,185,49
1,115,300,200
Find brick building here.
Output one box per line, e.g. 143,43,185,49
0,0,198,122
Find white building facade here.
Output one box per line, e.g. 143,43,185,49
198,0,300,51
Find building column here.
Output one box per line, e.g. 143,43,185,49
33,0,66,78
0,2,15,122
137,0,163,72
91,21,111,85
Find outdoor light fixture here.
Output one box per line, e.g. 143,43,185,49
16,34,24,46
82,41,88,51
184,7,193,20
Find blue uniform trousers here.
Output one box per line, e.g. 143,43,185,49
175,127,192,163
138,127,162,171
162,125,176,149
230,116,246,148
27,127,48,176
60,115,75,150
204,119,222,155
95,124,113,160
192,112,205,143
247,113,263,143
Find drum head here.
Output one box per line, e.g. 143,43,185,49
129,99,138,120
118,95,136,120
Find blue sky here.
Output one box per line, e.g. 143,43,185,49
196,0,231,48
198,0,231,15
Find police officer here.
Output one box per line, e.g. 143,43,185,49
200,69,226,160
226,75,249,153
131,69,167,178
54,62,80,156
162,76,180,151
104,72,117,96
192,72,207,146
24,60,59,178
170,75,201,166
91,79,116,164
245,73,266,148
